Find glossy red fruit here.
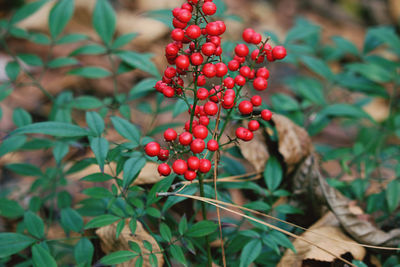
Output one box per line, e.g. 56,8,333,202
157,149,169,161
181,3,193,12
234,75,246,86
251,95,262,106
186,25,201,39
190,138,205,153
145,142,160,157
202,63,216,78
205,22,221,36
172,18,187,29
158,163,171,176
172,159,188,175
222,95,235,109
202,2,217,15
175,55,190,69
223,77,235,89
163,86,175,98
171,28,184,41
248,120,260,131
165,43,179,56
228,60,240,71
204,101,218,116
196,87,209,100
238,100,253,115
261,109,273,121
235,127,247,140
190,52,204,66
193,125,208,139
197,75,206,86
251,50,265,64
235,43,249,57
164,67,176,78
179,131,193,145
209,87,221,103
207,139,219,151
243,129,254,141
234,55,246,63
201,42,216,56
184,120,199,131
215,20,226,35
272,46,287,60
164,128,177,141
199,116,210,126
239,66,251,77
187,156,200,170
242,28,255,43
253,77,268,91
177,9,192,23
256,67,269,79
209,36,221,46
251,32,262,44
184,170,197,181
215,62,228,77
199,159,212,173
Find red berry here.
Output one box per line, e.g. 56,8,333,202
186,25,201,39
172,159,188,175
201,42,216,56
158,163,171,176
164,67,176,78
202,63,216,78
261,109,272,121
253,77,268,91
251,95,262,106
184,170,197,181
144,142,160,157
176,55,190,69
215,62,228,77
205,22,220,36
214,46,222,56
171,28,184,41
184,120,199,131
207,139,219,151
235,44,249,57
177,9,192,23
228,60,240,71
199,159,212,173
272,46,287,60
187,156,200,170
222,95,235,109
251,50,265,64
181,3,193,12
225,89,235,97
224,77,235,89
179,131,193,145
165,43,179,56
199,116,210,126
243,129,254,141
248,120,260,131
193,125,208,139
251,32,262,44
157,149,169,161
209,36,221,46
164,128,177,141
239,66,251,77
256,67,269,79
197,87,209,100
209,87,221,103
190,52,204,65
235,127,247,140
204,101,218,116
234,55,246,64
234,75,246,86
215,21,226,35
190,138,205,153
202,2,217,15
172,7,181,18
197,75,206,86
172,18,187,29
242,28,255,43
238,100,253,115
163,86,175,98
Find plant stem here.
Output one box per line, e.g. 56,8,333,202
198,173,213,267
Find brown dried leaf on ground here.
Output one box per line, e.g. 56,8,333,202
133,162,162,185
278,212,365,267
239,129,269,172
96,219,163,267
362,97,390,122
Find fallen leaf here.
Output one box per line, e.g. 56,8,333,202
362,97,390,122
96,219,163,267
239,129,269,172
132,162,162,185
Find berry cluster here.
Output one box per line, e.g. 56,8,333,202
145,0,286,180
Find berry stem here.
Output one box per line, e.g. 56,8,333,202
198,173,213,267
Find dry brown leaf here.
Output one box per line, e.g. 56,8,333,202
362,97,390,122
278,212,365,267
133,162,162,185
239,129,269,172
96,219,163,267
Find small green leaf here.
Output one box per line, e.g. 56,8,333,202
11,0,50,24
123,156,146,188
48,57,79,68
72,96,103,110
61,208,84,233
53,141,69,164
116,51,160,77
6,61,20,81
49,0,75,38
159,223,172,242
18,53,43,66
81,172,113,182
169,244,186,265
331,36,359,56
135,256,143,267
386,180,400,213
129,220,137,234
85,214,120,229
186,221,217,237
24,211,45,239
29,32,51,45
32,244,57,267
270,93,299,112
93,0,116,45
86,111,105,136
178,215,187,235
129,78,158,100
111,116,141,145
172,98,189,118
239,239,262,267
112,32,138,49
346,62,393,83
269,230,295,252
315,104,373,122
100,251,137,265
69,66,111,78
264,156,283,192
0,135,26,157
82,187,113,198
0,199,25,219
300,55,334,80
13,108,32,127
90,137,108,171
70,44,107,56
6,163,42,176
12,122,88,137
74,238,94,265
0,233,36,257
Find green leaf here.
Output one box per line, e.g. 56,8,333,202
111,116,141,145
116,51,160,77
57,191,72,209
112,32,138,49
129,78,158,100
70,44,107,56
123,156,146,188
300,55,334,80
0,233,36,257
93,0,116,45
146,9,173,29
81,172,113,182
270,93,299,112
32,244,57,267
346,62,393,83
269,230,295,252
331,36,359,56
24,211,44,239
29,32,51,45
74,238,94,265
13,108,32,127
169,244,186,265
101,250,137,265
18,53,43,66
264,156,283,191
48,57,79,68
85,214,120,229
56,33,88,44
6,61,20,81
239,239,262,267
11,0,50,24
72,96,103,110
6,163,42,176
186,220,217,237
53,141,69,164
386,180,400,213
0,135,26,157
364,26,400,53
61,208,84,233
0,198,25,219
49,0,75,38
69,66,111,78
315,104,373,121
86,111,105,136
172,98,189,117
159,223,172,242
178,215,187,235
82,187,113,198
90,137,109,172
115,220,125,239
285,21,320,44
12,121,88,137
